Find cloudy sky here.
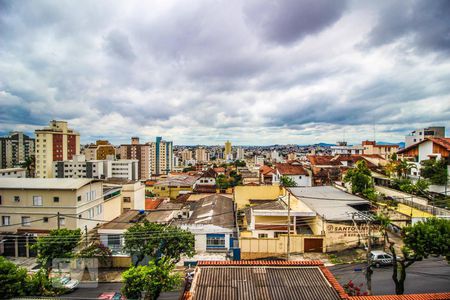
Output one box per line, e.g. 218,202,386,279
0,0,449,145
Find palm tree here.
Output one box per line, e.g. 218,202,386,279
20,155,35,178
395,159,413,178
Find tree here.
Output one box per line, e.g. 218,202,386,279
344,160,373,194
280,175,297,187
216,174,229,189
122,257,181,300
395,159,414,179
123,221,195,266
77,243,113,267
389,218,450,294
421,159,448,186
0,256,28,299
234,160,246,167
32,229,81,274
20,155,35,177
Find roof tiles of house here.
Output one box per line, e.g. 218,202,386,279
398,137,450,154
275,163,309,175
307,155,341,166
349,293,450,300
145,198,164,210
184,194,234,227
332,155,377,168
182,260,345,300
201,168,217,178
260,165,275,175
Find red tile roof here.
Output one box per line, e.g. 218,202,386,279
308,155,341,166
275,163,309,175
428,137,450,151
260,165,275,175
145,198,163,210
349,293,450,300
197,260,324,266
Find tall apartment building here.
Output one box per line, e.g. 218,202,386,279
236,147,245,160
181,149,193,162
35,121,80,178
53,155,138,180
405,126,445,147
149,136,173,175
119,137,150,180
0,132,35,169
84,140,116,160
224,140,233,161
195,147,209,162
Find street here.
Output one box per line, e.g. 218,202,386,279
330,257,450,295
60,282,123,299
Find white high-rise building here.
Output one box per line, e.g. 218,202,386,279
236,147,245,160
149,136,173,175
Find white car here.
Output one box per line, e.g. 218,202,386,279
370,250,395,268
57,277,80,290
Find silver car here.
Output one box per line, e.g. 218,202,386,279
370,250,394,268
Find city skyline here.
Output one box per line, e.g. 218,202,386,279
1,1,449,145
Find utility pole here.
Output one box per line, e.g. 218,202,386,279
57,212,60,230
366,219,373,295
287,190,291,261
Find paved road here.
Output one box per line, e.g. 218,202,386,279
330,257,450,295
60,282,123,299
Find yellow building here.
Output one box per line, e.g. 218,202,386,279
224,140,232,156
35,120,80,178
84,140,116,160
152,175,199,199
233,185,283,209
0,178,106,233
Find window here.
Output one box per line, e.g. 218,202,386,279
33,196,43,206
88,208,94,219
258,233,268,238
107,235,121,249
96,204,102,215
123,197,131,203
43,217,49,223
21,216,31,226
53,196,59,203
58,217,65,226
77,195,82,202
14,196,20,202
299,176,302,179
0,195,2,205
206,234,225,249
2,216,10,226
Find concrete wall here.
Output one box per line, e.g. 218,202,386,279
234,185,283,209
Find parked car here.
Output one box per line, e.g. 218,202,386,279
98,292,126,300
370,250,394,267
52,276,80,290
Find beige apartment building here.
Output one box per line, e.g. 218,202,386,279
195,147,209,162
149,136,173,176
119,137,151,180
35,120,80,178
181,149,193,162
362,140,399,159
0,178,105,233
84,140,116,160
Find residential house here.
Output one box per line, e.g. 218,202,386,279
177,194,236,253
153,174,200,199
194,169,217,193
272,162,312,187
259,165,275,185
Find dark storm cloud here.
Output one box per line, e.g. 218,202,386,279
0,0,449,144
366,0,450,54
244,0,348,45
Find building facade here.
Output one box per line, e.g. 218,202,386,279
119,137,150,180
84,140,116,160
35,120,80,178
361,140,399,159
195,147,209,162
0,131,35,169
149,136,173,176
0,168,27,178
405,126,445,147
54,154,138,181
0,178,105,233
330,141,364,155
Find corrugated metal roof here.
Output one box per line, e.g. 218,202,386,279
190,265,342,300
289,186,369,221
